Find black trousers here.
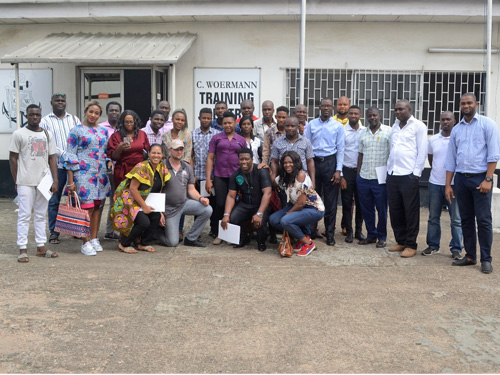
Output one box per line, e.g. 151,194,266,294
341,166,363,235
121,211,161,247
386,173,420,249
213,176,230,236
230,202,270,245
195,180,218,235
314,154,339,239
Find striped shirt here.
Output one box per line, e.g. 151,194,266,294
141,126,164,146
192,127,221,180
358,124,391,180
40,112,81,168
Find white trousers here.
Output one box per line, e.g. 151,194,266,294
17,185,49,249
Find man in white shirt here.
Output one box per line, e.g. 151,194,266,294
386,100,428,257
340,105,366,243
40,93,80,245
422,111,463,259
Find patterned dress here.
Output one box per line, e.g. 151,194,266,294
110,161,171,236
62,124,110,203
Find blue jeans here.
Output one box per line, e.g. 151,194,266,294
454,172,493,263
357,176,388,241
48,168,68,235
426,182,463,252
269,203,325,240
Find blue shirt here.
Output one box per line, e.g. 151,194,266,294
445,113,500,173
304,117,345,171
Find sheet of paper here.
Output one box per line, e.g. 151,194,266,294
375,166,387,184
217,221,241,245
36,169,53,201
200,180,215,197
142,193,165,212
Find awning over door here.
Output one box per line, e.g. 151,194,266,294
1,32,197,64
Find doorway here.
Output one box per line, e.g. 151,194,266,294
80,67,169,126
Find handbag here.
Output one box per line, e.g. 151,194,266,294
278,230,293,257
270,190,283,212
54,192,91,238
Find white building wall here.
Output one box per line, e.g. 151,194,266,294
0,21,497,159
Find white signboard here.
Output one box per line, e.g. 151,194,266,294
194,68,260,121
0,69,52,133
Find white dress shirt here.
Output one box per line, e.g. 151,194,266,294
343,123,365,168
387,115,428,176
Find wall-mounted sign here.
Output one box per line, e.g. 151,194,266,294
194,68,260,121
0,69,52,133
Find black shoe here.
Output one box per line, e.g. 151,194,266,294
345,233,353,243
359,238,377,245
208,231,217,239
354,232,366,241
451,250,462,260
184,238,206,247
376,240,387,248
233,236,251,248
326,237,336,246
481,261,493,274
258,243,266,252
268,234,277,244
104,232,120,240
452,257,477,266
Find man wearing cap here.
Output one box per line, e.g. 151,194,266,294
156,139,212,247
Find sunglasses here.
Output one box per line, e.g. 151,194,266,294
53,93,66,98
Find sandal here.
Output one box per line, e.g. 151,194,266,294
36,248,58,258
137,245,156,253
17,252,29,263
49,234,60,244
118,243,138,254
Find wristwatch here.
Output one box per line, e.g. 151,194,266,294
485,176,493,182
256,212,263,218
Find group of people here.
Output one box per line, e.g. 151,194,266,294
9,92,500,274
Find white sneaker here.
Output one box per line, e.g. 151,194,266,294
81,241,97,256
90,238,103,252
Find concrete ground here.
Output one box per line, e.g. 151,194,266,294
1,197,499,374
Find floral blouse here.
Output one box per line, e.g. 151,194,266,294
276,173,325,211
163,129,192,162
62,124,110,203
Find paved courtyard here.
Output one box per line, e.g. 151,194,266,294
1,198,499,373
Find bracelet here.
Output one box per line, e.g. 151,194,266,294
67,183,75,187
223,213,229,216
198,196,202,202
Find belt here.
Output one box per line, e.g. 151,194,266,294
314,154,336,162
343,166,357,170
457,172,484,178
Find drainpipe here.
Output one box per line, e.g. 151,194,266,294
299,0,306,104
486,0,492,116
15,63,20,129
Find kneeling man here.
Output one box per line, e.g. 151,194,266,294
221,148,272,251
157,139,212,247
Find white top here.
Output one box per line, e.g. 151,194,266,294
9,127,57,186
428,131,452,186
343,123,365,168
275,173,325,211
387,115,428,176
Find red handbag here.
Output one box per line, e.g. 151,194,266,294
54,192,91,238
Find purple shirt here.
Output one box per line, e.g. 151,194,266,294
208,132,246,178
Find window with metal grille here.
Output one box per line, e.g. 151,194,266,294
285,68,486,135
